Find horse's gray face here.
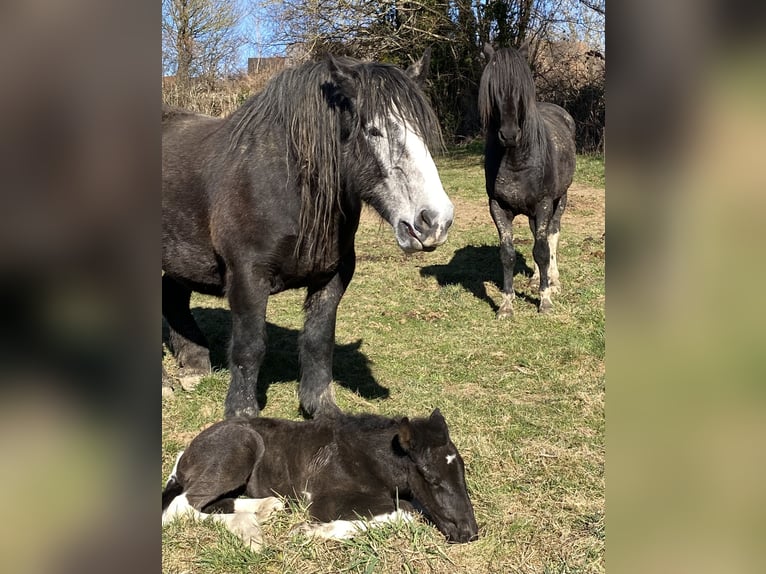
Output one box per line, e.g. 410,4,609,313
363,114,454,253
398,410,479,543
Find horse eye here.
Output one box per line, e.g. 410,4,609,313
367,126,383,137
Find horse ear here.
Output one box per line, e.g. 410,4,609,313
482,43,495,60
518,40,530,61
326,55,358,106
429,408,450,441
406,47,432,87
397,417,414,452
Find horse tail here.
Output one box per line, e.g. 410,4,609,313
162,449,185,512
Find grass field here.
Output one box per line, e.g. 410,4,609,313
162,144,605,573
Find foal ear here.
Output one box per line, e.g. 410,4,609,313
406,47,432,87
482,43,495,60
397,417,414,452
429,408,450,441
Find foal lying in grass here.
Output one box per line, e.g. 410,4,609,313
162,409,478,550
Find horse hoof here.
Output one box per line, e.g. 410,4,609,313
178,371,204,392
496,307,514,320
305,401,342,420
162,385,175,399
539,301,554,314
254,497,284,521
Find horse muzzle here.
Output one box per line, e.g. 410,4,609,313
441,519,479,544
396,207,454,253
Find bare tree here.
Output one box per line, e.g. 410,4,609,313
162,0,246,90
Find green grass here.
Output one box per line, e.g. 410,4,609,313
162,145,605,573
574,154,605,188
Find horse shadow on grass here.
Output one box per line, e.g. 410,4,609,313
420,244,537,313
163,308,388,411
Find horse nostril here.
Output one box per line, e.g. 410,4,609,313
419,208,436,229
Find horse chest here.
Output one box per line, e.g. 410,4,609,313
492,165,544,212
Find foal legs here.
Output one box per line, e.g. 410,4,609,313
162,423,282,551
295,492,413,540
162,274,211,391
489,198,516,319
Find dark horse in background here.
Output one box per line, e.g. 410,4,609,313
163,50,454,418
479,44,576,318
162,409,479,548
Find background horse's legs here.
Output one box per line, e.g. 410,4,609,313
547,192,567,294
162,274,211,391
528,217,540,290
224,270,270,418
489,199,516,319
532,197,555,313
299,253,355,418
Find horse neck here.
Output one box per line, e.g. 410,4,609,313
345,419,410,490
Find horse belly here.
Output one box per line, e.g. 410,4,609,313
163,206,225,294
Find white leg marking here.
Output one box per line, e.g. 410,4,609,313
548,231,561,292
162,493,200,525
234,497,285,520
294,510,414,540
163,494,279,552
212,512,264,551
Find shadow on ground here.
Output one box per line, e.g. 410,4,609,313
419,244,536,312
163,308,388,411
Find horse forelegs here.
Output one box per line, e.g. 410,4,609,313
299,258,354,418
162,274,211,391
225,272,270,418
489,199,516,319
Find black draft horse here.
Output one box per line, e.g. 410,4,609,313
163,51,454,417
479,44,576,318
162,409,479,549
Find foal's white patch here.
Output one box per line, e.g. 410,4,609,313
296,510,414,540
446,454,456,465
162,494,282,552
165,450,184,486
162,493,196,525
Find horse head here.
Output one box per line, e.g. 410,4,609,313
479,45,539,152
396,409,479,543
324,53,454,253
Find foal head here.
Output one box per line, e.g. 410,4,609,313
397,409,478,543
325,52,454,253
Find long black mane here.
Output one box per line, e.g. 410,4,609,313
478,48,549,165
227,57,443,263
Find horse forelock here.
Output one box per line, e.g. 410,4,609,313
352,61,443,154
479,48,549,163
